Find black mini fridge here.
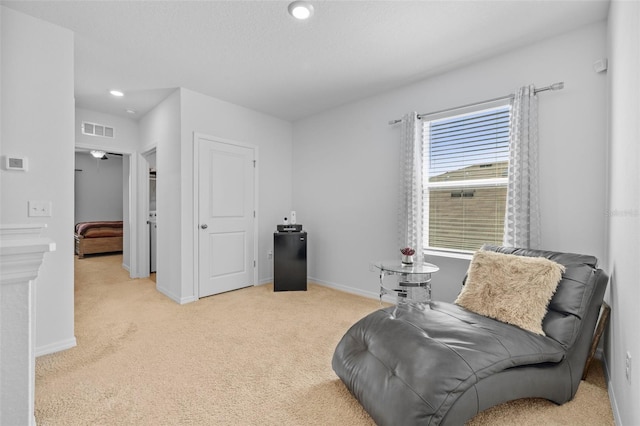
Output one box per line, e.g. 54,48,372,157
274,230,307,291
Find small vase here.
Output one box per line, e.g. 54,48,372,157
401,255,414,265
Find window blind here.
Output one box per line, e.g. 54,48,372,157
423,105,511,252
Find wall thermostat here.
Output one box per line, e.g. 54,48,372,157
5,156,28,171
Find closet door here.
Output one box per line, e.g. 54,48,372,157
197,136,255,297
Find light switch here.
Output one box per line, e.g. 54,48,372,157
28,201,52,217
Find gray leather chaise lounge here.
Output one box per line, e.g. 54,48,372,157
332,245,609,425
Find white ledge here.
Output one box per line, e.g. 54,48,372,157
1,224,55,426
0,223,47,240
0,238,56,254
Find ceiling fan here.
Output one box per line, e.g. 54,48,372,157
90,150,123,160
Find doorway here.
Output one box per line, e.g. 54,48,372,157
74,148,131,268
74,142,148,279
145,149,157,280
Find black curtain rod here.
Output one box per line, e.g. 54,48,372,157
388,82,564,125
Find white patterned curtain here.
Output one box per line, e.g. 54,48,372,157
503,85,541,249
398,112,423,252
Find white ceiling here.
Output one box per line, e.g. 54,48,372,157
2,0,609,122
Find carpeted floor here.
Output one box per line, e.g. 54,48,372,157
35,254,614,425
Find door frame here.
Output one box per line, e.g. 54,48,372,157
137,147,156,279
75,142,138,277
192,132,259,299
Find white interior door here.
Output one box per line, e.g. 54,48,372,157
197,138,255,297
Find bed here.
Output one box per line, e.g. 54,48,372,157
74,221,123,258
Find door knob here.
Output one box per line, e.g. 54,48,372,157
200,224,208,229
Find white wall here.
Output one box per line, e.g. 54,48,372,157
75,108,139,153
74,152,123,223
139,88,293,303
75,107,139,271
0,7,76,354
180,88,293,293
139,90,182,300
605,1,640,424
292,22,608,303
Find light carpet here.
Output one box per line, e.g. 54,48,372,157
35,254,614,425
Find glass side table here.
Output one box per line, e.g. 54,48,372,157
371,260,439,308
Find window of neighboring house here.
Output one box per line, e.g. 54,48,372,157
422,102,511,254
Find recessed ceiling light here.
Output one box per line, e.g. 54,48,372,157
288,1,313,20
126,108,137,114
109,90,124,97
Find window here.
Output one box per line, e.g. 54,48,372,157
422,103,511,253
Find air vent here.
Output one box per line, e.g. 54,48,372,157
82,121,115,138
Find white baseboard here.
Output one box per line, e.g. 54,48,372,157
602,352,622,426
36,337,77,357
261,275,389,301
155,285,196,304
309,276,396,304
179,295,198,304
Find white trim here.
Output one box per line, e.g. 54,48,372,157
180,295,199,305
192,137,199,299
426,177,508,189
602,352,622,426
192,132,259,299
421,99,512,122
310,277,396,304
136,148,156,279
75,142,135,156
253,147,260,292
423,121,431,255
35,337,77,357
156,285,186,304
424,249,474,261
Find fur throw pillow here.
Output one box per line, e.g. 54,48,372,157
455,250,565,335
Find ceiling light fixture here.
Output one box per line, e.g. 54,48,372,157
126,108,137,114
288,1,314,20
109,90,124,97
90,150,106,159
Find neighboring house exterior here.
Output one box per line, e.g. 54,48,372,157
428,161,508,251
